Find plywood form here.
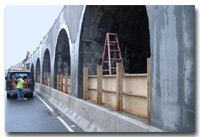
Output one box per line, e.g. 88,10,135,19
123,94,147,118
102,91,116,108
68,76,71,94
123,75,147,96
102,76,116,91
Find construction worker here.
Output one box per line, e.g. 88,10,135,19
22,64,27,69
15,76,24,101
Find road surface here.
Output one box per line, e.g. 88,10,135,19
5,91,83,132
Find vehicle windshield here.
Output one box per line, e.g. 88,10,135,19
9,72,33,82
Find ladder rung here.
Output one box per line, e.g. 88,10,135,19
111,67,116,69
106,33,117,36
111,58,121,60
109,41,118,44
110,50,119,52
103,70,109,71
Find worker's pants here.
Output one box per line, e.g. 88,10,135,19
17,88,24,100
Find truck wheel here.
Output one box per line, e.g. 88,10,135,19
7,93,10,99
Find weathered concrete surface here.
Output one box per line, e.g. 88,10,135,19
26,5,85,98
17,5,195,132
35,83,163,132
146,5,195,132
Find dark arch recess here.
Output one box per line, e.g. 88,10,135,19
36,58,40,83
54,29,71,89
78,5,150,98
31,63,34,80
42,49,51,85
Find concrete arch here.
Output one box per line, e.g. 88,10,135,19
36,58,41,83
42,48,51,85
54,28,71,89
77,5,150,98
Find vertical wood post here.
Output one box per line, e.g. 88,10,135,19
97,65,102,104
61,74,63,92
38,75,40,83
37,75,39,83
116,63,123,111
47,72,50,87
44,72,46,86
147,58,151,122
83,67,88,100
57,74,59,90
65,73,68,94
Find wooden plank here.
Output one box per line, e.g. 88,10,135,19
102,91,116,108
65,73,68,94
57,74,59,90
123,94,148,118
116,63,123,111
37,75,40,83
123,76,147,96
48,72,50,87
147,58,151,122
102,89,116,93
60,74,63,92
123,92,147,98
124,74,147,77
83,67,88,100
68,77,71,94
44,72,46,86
97,65,102,104
102,77,116,91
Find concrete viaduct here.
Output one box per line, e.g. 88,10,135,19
15,5,195,132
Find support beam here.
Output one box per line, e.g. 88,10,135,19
97,65,102,104
57,74,59,90
83,67,88,100
61,74,63,92
65,73,68,94
147,58,151,122
47,72,50,87
116,63,123,111
44,72,46,86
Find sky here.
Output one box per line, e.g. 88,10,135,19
5,5,64,70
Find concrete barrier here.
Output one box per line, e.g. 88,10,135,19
35,83,163,132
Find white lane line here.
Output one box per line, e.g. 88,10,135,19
34,93,53,112
34,93,74,132
57,116,74,132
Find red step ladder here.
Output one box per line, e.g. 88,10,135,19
101,33,125,75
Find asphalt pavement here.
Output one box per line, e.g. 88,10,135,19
5,91,83,132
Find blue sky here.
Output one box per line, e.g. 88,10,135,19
5,5,64,69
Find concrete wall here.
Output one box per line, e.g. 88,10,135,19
146,5,195,132
22,5,195,132
35,83,163,132
27,5,85,97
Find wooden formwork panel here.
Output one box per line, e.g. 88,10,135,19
102,91,116,109
88,77,97,89
102,76,116,91
123,74,147,96
123,94,148,118
88,76,97,101
88,89,97,101
68,77,71,94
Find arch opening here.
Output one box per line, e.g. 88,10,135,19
54,28,71,89
78,5,150,98
42,49,51,85
36,58,41,83
31,63,34,80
